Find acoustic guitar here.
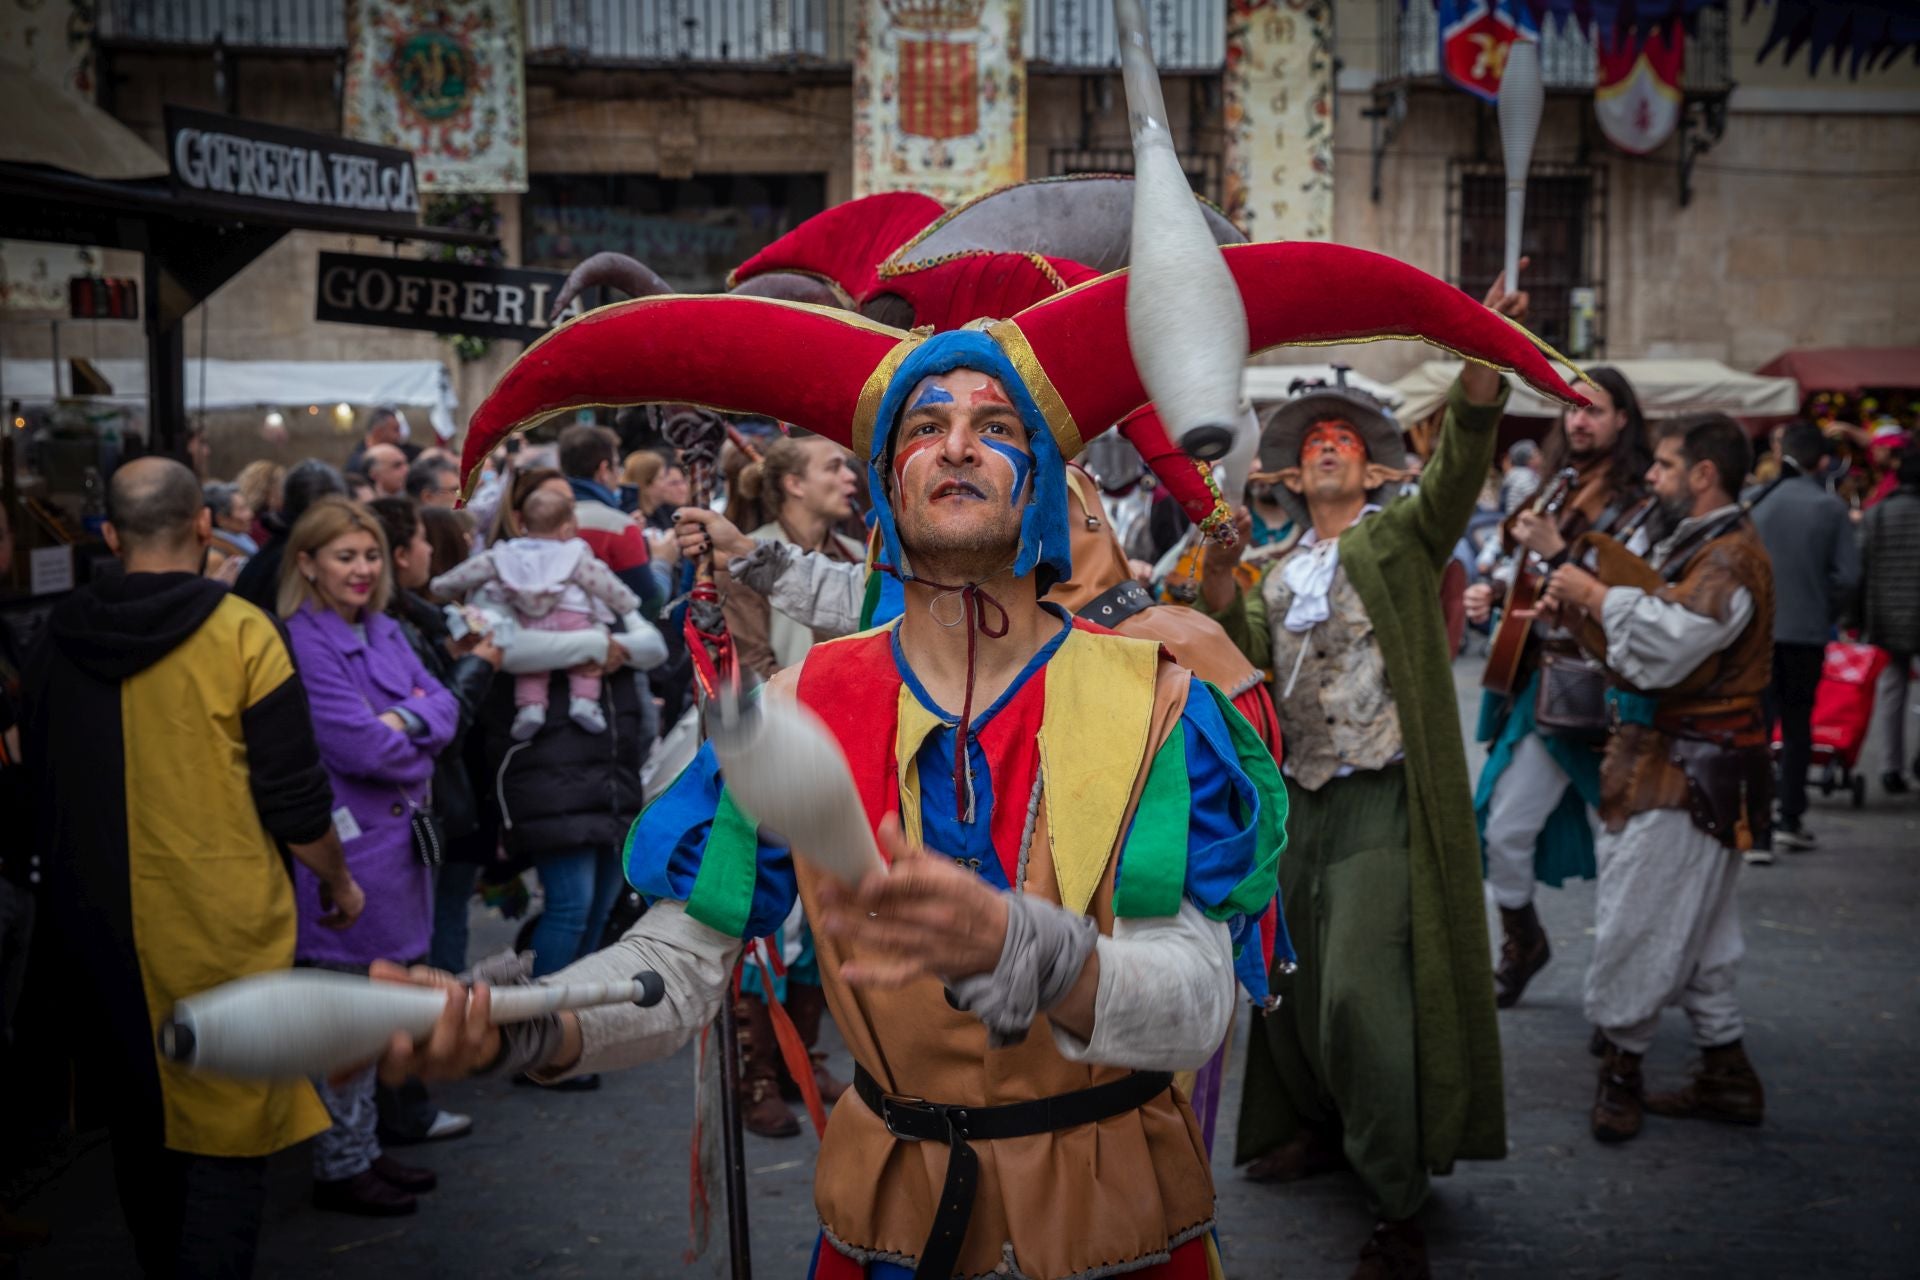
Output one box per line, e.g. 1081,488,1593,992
1482,467,1578,696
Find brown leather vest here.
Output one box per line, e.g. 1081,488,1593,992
793,661,1216,1278
1581,521,1775,830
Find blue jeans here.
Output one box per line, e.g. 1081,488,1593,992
430,864,479,975
530,846,624,978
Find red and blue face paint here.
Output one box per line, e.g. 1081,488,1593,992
894,373,1034,507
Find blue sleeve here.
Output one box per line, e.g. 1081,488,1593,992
622,741,799,942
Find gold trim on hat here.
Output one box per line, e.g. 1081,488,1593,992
986,319,1083,462
852,334,926,460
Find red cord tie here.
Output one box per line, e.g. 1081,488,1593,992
916,578,1009,823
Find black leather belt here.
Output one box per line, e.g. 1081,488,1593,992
852,1065,1172,1279
1077,578,1156,629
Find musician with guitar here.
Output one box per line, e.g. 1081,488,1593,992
1463,367,1652,1009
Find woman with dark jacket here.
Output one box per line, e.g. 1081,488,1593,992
478,475,660,1088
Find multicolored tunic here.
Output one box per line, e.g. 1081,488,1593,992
629,608,1288,1278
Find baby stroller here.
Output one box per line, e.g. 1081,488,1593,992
1774,642,1890,809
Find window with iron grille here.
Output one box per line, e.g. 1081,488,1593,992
1048,147,1223,206
1448,161,1607,359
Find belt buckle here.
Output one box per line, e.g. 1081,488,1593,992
879,1093,933,1142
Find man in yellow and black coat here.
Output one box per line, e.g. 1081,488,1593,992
24,458,366,1277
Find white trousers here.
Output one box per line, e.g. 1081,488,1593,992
1483,732,1584,910
1585,809,1745,1056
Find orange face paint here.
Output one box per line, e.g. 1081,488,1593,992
1302,420,1367,460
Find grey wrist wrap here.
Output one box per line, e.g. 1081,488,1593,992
461,951,566,1078
945,893,1099,1048
729,539,795,596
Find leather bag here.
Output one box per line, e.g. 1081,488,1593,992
1533,649,1611,741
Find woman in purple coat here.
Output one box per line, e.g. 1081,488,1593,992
279,496,461,1217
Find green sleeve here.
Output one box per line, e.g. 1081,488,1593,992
1384,375,1509,569
1193,568,1273,671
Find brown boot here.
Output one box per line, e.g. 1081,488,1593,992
1493,903,1551,1009
1591,1040,1644,1144
1242,1128,1346,1183
780,981,849,1104
1645,1040,1765,1126
1351,1218,1430,1280
734,994,801,1139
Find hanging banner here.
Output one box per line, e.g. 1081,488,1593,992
853,0,1025,203
1223,0,1334,242
343,0,528,194
1438,0,1540,102
1595,23,1685,155
0,0,94,99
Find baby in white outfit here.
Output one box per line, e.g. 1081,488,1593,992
432,488,640,740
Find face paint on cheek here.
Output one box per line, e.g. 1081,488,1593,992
893,435,942,489
981,438,1033,507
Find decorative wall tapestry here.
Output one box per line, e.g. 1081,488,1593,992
1595,22,1684,155
2,0,95,98
1223,0,1334,242
853,0,1026,203
343,0,527,194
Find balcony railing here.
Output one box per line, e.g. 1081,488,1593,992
1027,0,1224,72
96,0,344,49
525,0,853,65
96,0,1228,71
1380,0,1731,94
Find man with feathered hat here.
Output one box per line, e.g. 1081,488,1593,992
380,245,1578,1279
1199,277,1530,1279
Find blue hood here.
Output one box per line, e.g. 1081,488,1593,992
866,329,1072,592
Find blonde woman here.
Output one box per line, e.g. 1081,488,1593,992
278,497,462,1216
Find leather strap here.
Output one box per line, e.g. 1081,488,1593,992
852,1065,1172,1279
1076,579,1156,629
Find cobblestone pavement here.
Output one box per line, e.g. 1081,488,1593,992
16,658,1919,1278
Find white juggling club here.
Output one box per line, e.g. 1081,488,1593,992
159,968,664,1080
705,692,886,886
1497,37,1544,292
1113,0,1250,463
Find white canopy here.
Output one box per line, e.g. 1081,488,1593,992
1245,364,1404,411
1390,358,1801,423
2,357,457,436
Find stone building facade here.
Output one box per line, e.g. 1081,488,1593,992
3,2,1915,469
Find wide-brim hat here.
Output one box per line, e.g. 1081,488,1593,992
460,242,1584,583
1258,383,1405,529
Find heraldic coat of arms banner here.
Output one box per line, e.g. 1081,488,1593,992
344,0,528,194
855,0,1027,202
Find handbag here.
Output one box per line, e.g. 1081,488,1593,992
401,789,445,870
1533,649,1611,742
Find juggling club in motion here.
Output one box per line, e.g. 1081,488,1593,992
1498,37,1544,292
159,968,665,1080
1112,0,1251,464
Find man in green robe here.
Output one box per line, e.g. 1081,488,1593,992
1198,279,1528,1280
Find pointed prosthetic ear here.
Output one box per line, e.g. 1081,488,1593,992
1363,461,1406,491
1278,467,1306,495
459,295,917,498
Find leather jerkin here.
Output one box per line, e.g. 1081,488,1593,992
793,660,1217,1279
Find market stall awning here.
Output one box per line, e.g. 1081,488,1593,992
2,357,458,435
0,57,166,181
1244,364,1404,411
1754,347,1920,397
1391,358,1802,424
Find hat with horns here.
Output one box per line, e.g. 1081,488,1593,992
461,241,1586,588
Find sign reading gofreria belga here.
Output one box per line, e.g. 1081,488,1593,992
165,106,421,229
314,252,583,343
